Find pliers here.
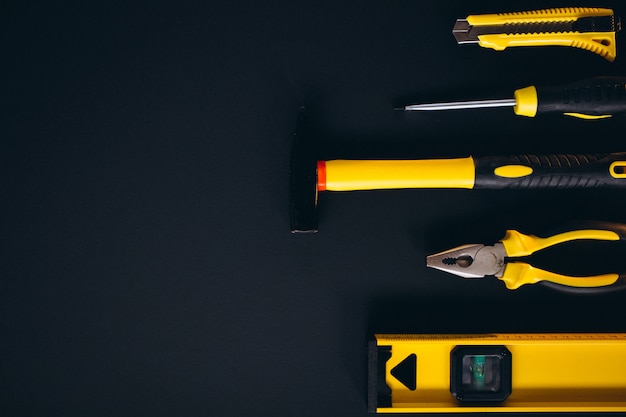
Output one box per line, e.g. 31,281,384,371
426,222,626,293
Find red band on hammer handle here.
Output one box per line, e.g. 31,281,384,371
317,161,326,191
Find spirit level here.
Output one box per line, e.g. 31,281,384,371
368,333,626,413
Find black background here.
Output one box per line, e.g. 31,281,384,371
3,1,626,416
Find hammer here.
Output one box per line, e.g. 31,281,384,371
289,108,626,233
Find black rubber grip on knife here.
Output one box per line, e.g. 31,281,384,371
473,152,626,188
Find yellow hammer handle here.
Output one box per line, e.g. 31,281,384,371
319,159,475,191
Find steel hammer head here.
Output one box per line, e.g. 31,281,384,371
289,108,318,233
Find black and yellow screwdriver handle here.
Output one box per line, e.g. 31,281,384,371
498,222,626,293
514,77,626,119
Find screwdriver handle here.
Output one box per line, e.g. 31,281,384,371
474,152,626,188
515,76,626,119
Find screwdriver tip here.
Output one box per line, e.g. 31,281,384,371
394,107,406,111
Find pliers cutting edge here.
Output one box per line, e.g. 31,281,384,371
426,222,626,293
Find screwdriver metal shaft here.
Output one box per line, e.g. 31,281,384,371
403,98,516,111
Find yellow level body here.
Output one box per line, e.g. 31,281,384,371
369,333,626,413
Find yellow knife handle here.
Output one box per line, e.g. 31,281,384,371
466,8,618,61
476,33,617,61
467,7,615,25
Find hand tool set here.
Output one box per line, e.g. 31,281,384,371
289,5,626,413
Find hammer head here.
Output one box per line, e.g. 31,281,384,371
289,108,318,233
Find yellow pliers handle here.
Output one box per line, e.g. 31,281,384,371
500,263,620,290
499,225,625,291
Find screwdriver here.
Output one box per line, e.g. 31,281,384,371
399,76,626,119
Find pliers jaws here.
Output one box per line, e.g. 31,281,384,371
425,222,626,293
426,243,507,279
